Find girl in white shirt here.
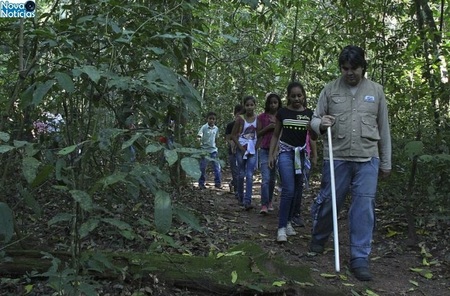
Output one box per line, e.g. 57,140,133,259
232,96,258,210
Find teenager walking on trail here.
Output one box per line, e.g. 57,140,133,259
197,112,222,189
290,98,318,227
268,82,317,242
257,93,282,214
225,105,244,196
232,96,258,210
309,45,391,281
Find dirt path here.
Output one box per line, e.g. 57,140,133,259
191,168,449,296
1,165,447,295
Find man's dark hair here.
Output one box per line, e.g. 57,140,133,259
233,104,244,115
206,111,217,118
338,45,367,75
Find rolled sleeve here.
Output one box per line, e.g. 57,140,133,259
311,89,328,135
377,91,392,170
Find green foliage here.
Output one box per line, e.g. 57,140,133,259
154,190,173,234
0,202,14,244
17,184,42,217
180,157,201,180
21,157,42,184
0,145,15,153
39,252,100,295
0,132,10,142
69,190,93,212
380,137,450,231
0,0,449,293
173,205,203,232
404,141,424,159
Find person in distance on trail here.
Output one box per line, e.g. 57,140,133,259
309,45,392,281
197,111,222,190
232,96,258,210
225,104,244,197
257,92,282,214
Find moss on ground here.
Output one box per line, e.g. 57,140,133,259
119,242,344,295
3,243,344,295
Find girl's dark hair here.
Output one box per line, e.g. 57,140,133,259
264,93,282,112
242,95,256,105
338,45,367,75
286,81,308,108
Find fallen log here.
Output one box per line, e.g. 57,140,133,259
0,242,344,295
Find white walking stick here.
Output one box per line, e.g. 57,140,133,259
327,127,340,272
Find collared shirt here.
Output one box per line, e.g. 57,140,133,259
311,77,392,171
197,123,219,153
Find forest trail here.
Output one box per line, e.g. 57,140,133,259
189,167,449,296
0,164,448,295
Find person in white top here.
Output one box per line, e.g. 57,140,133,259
197,112,221,189
231,96,258,210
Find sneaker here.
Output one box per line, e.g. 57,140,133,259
277,228,287,242
352,267,372,281
215,184,223,189
268,202,274,211
199,185,206,190
291,216,305,227
309,242,324,254
259,205,268,214
243,204,254,211
286,222,297,236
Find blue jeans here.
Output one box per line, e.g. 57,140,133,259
278,151,304,228
311,157,379,269
228,152,238,195
198,151,221,187
236,149,257,205
259,149,276,206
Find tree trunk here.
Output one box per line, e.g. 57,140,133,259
1,243,345,296
414,0,446,141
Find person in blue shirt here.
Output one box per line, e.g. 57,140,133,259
197,112,222,189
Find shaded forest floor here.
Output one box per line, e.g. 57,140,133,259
177,167,450,296
1,166,449,295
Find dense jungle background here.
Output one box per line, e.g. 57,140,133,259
0,0,449,295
